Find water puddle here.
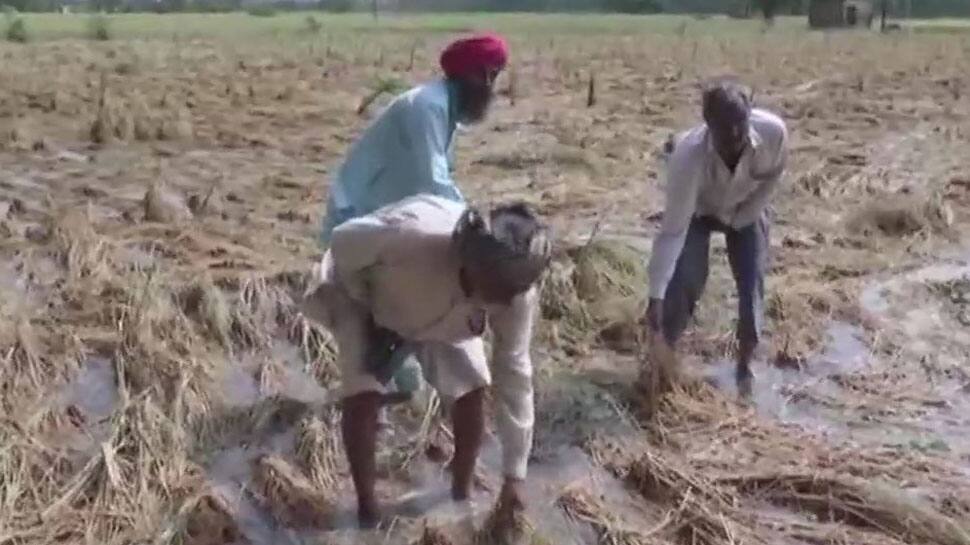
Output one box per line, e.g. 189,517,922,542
59,357,119,422
0,175,45,194
702,320,870,426
117,244,158,271
859,253,970,458
0,268,28,325
44,357,119,457
217,341,330,408
204,435,310,545
201,341,645,545
198,428,639,544
701,251,970,467
861,258,970,348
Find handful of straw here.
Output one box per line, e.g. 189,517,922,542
476,502,539,545
636,330,682,420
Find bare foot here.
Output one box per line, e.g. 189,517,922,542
358,501,382,530
736,370,754,401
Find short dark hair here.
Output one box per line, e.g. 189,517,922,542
453,202,551,293
702,79,751,123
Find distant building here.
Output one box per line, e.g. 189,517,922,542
809,0,875,28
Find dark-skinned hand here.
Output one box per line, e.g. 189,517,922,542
643,297,664,334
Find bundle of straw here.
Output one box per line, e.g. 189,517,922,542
252,454,334,529
636,331,682,421
717,473,970,545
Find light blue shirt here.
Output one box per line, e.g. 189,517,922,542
319,79,463,245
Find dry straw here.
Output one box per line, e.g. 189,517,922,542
717,473,970,545
295,409,341,491
558,488,664,545
539,240,646,355
416,524,455,545
252,454,334,529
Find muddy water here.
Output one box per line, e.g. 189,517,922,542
0,260,35,312
59,357,119,421
857,254,970,464
200,336,649,545
218,340,331,408
701,251,970,468
200,428,639,545
704,320,870,425
204,409,643,544
206,436,308,545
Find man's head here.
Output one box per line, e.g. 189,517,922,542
440,33,509,124
702,80,752,166
453,202,551,306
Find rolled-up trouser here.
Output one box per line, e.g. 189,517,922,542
661,212,769,348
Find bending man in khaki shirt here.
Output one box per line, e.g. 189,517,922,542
645,81,788,396
303,194,551,528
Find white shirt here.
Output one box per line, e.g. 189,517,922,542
328,194,537,479
648,108,788,299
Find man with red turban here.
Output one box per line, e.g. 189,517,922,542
319,33,510,245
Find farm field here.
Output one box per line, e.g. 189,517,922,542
1,11,970,545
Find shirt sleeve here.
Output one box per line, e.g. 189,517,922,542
647,146,702,299
329,215,398,304
406,99,464,202
731,123,789,229
488,287,538,480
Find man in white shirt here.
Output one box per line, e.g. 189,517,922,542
644,81,788,396
302,194,551,529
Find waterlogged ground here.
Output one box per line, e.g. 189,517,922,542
1,13,970,545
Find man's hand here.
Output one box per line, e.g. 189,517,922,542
365,320,405,384
496,478,525,516
643,298,664,334
299,283,336,327
486,478,527,543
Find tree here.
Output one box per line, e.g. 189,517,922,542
755,0,782,21
602,0,662,13
92,0,122,12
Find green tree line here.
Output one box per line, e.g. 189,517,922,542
3,0,969,18
394,0,968,16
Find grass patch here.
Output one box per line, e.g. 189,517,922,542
247,6,278,17
5,17,30,44
87,14,111,41
6,12,806,42
356,75,406,115
303,14,322,33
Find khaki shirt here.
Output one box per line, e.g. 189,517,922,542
328,194,537,479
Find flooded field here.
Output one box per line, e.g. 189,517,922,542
1,12,969,545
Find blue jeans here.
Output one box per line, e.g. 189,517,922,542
661,213,769,349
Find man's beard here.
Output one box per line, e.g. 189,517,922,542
461,89,494,124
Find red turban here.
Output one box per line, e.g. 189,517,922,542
440,33,509,79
